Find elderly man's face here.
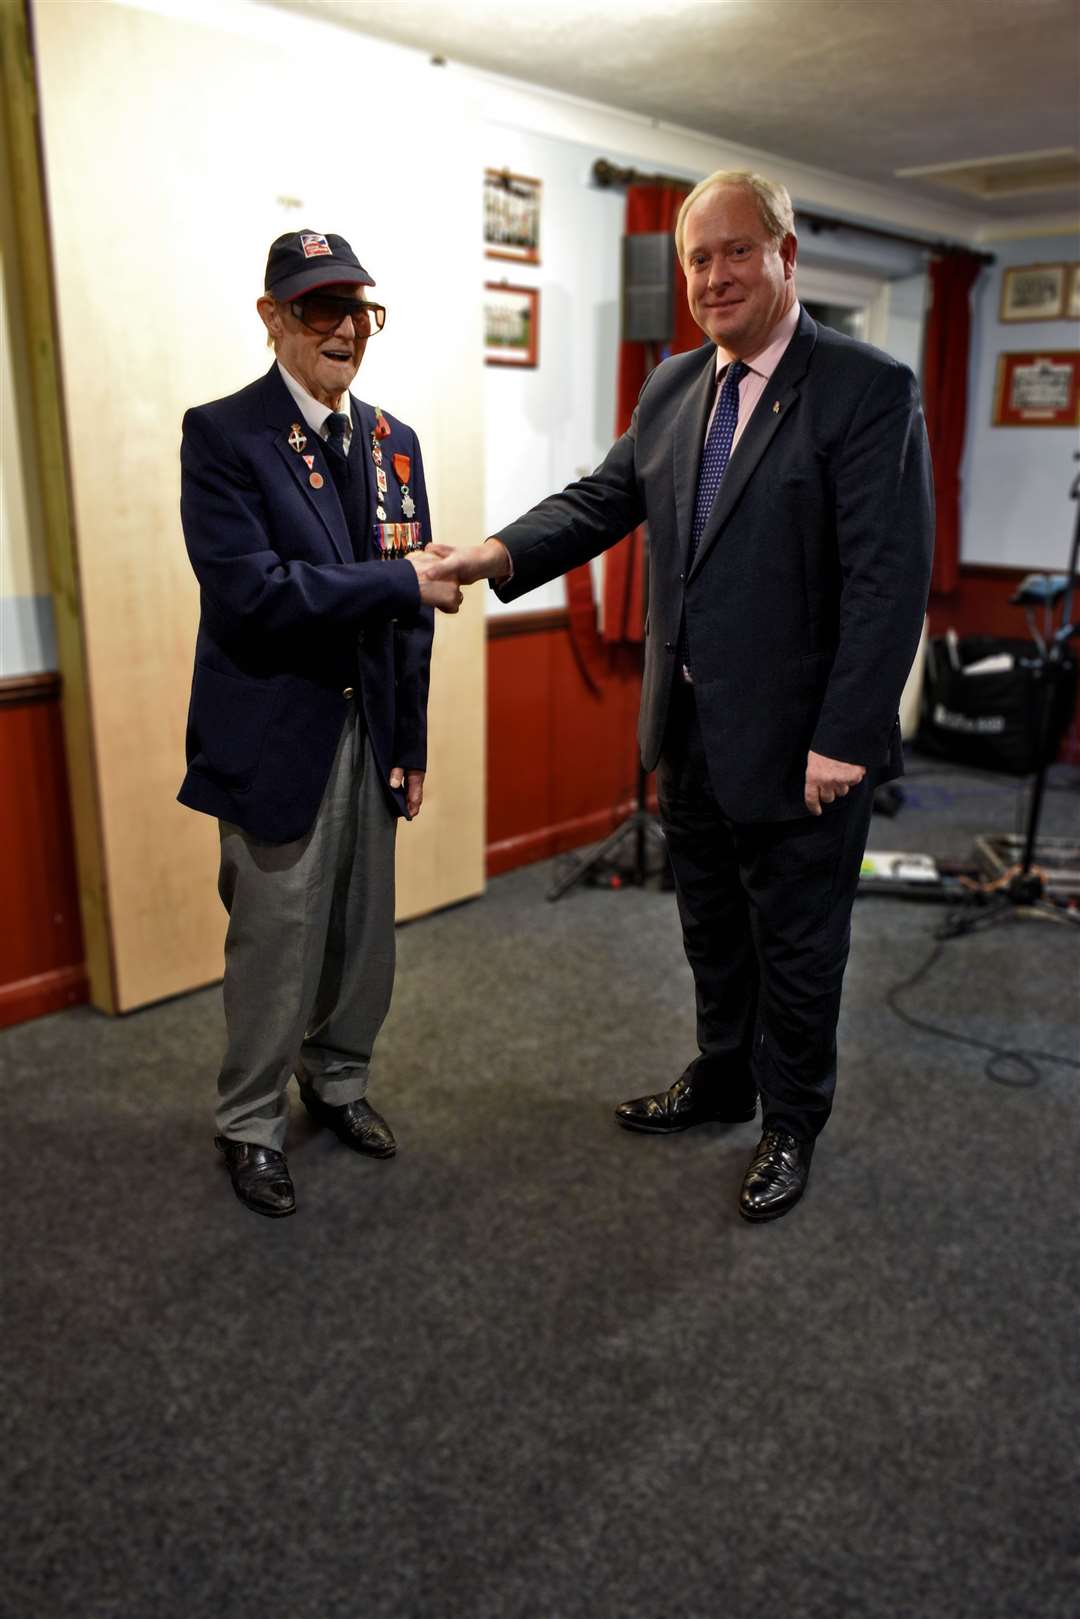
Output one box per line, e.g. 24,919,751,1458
683,185,796,358
257,282,371,406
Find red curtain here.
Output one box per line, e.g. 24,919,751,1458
563,182,695,683
922,253,983,597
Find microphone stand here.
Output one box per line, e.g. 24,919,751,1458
548,343,669,900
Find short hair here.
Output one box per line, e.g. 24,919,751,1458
675,171,795,263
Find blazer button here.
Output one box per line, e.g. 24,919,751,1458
664,641,675,653
678,571,685,582
343,686,354,699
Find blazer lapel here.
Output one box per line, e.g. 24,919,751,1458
671,349,718,569
687,312,817,583
262,365,352,563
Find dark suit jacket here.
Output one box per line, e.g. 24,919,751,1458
496,310,934,821
178,363,434,842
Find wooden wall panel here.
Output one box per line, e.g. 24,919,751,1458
486,613,648,876
30,1,485,1010
0,679,87,1027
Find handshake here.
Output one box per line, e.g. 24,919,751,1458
405,541,511,614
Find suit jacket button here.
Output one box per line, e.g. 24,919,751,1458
678,572,685,581
664,642,675,653
343,686,354,699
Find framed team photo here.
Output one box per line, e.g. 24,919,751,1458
484,283,539,368
999,263,1066,323
484,168,541,264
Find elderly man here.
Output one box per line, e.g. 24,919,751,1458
436,171,933,1222
179,229,461,1218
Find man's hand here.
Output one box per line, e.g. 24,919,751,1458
389,767,425,818
426,539,512,587
804,750,866,816
407,546,463,612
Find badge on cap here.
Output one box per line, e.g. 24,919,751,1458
300,232,332,259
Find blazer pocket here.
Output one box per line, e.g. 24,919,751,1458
190,664,281,789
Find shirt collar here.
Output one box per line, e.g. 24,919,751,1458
714,298,801,381
277,360,352,440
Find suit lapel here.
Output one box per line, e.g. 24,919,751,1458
687,312,817,583
262,365,352,563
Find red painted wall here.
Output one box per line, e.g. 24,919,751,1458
0,679,88,1027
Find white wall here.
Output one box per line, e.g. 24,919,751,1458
961,230,1080,569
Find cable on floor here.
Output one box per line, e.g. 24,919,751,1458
885,936,1080,1088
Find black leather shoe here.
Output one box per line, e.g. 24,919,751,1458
615,1074,757,1134
739,1128,813,1222
215,1136,296,1218
298,1083,397,1157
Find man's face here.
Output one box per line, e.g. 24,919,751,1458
257,282,372,406
682,185,796,357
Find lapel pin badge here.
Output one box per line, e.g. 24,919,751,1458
288,422,307,453
309,471,324,489
772,401,781,414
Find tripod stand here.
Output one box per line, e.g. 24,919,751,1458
938,456,1080,937
547,341,669,902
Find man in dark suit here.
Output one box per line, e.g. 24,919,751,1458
179,229,461,1218
434,171,933,1221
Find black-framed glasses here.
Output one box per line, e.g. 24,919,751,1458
288,295,387,336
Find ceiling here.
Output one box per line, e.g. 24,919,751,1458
268,0,1080,227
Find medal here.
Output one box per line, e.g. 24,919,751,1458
288,423,307,453
391,451,416,519
376,466,388,495
372,446,383,466
309,472,324,489
376,505,387,520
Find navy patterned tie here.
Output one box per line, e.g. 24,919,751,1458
678,359,746,676
688,358,747,567
325,410,350,462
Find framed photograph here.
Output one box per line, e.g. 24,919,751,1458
999,263,1066,322
484,283,539,367
484,168,541,264
1067,264,1080,321
992,350,1080,426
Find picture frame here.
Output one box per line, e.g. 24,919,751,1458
484,168,541,264
992,350,1080,426
999,263,1066,322
1066,264,1080,321
484,283,539,368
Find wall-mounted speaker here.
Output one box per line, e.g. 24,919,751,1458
621,232,675,344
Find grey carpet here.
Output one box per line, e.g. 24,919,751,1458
2,761,1078,1619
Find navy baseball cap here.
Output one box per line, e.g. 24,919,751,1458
264,230,375,301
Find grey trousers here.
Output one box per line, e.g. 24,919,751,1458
214,711,396,1151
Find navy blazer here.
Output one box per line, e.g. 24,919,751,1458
178,364,434,842
496,311,934,821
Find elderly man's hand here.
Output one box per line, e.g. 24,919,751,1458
804,750,866,815
389,767,425,817
407,547,463,612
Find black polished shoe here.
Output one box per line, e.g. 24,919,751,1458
298,1083,397,1157
215,1136,296,1218
739,1127,813,1222
615,1074,757,1134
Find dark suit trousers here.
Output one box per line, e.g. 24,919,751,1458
656,681,874,1142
